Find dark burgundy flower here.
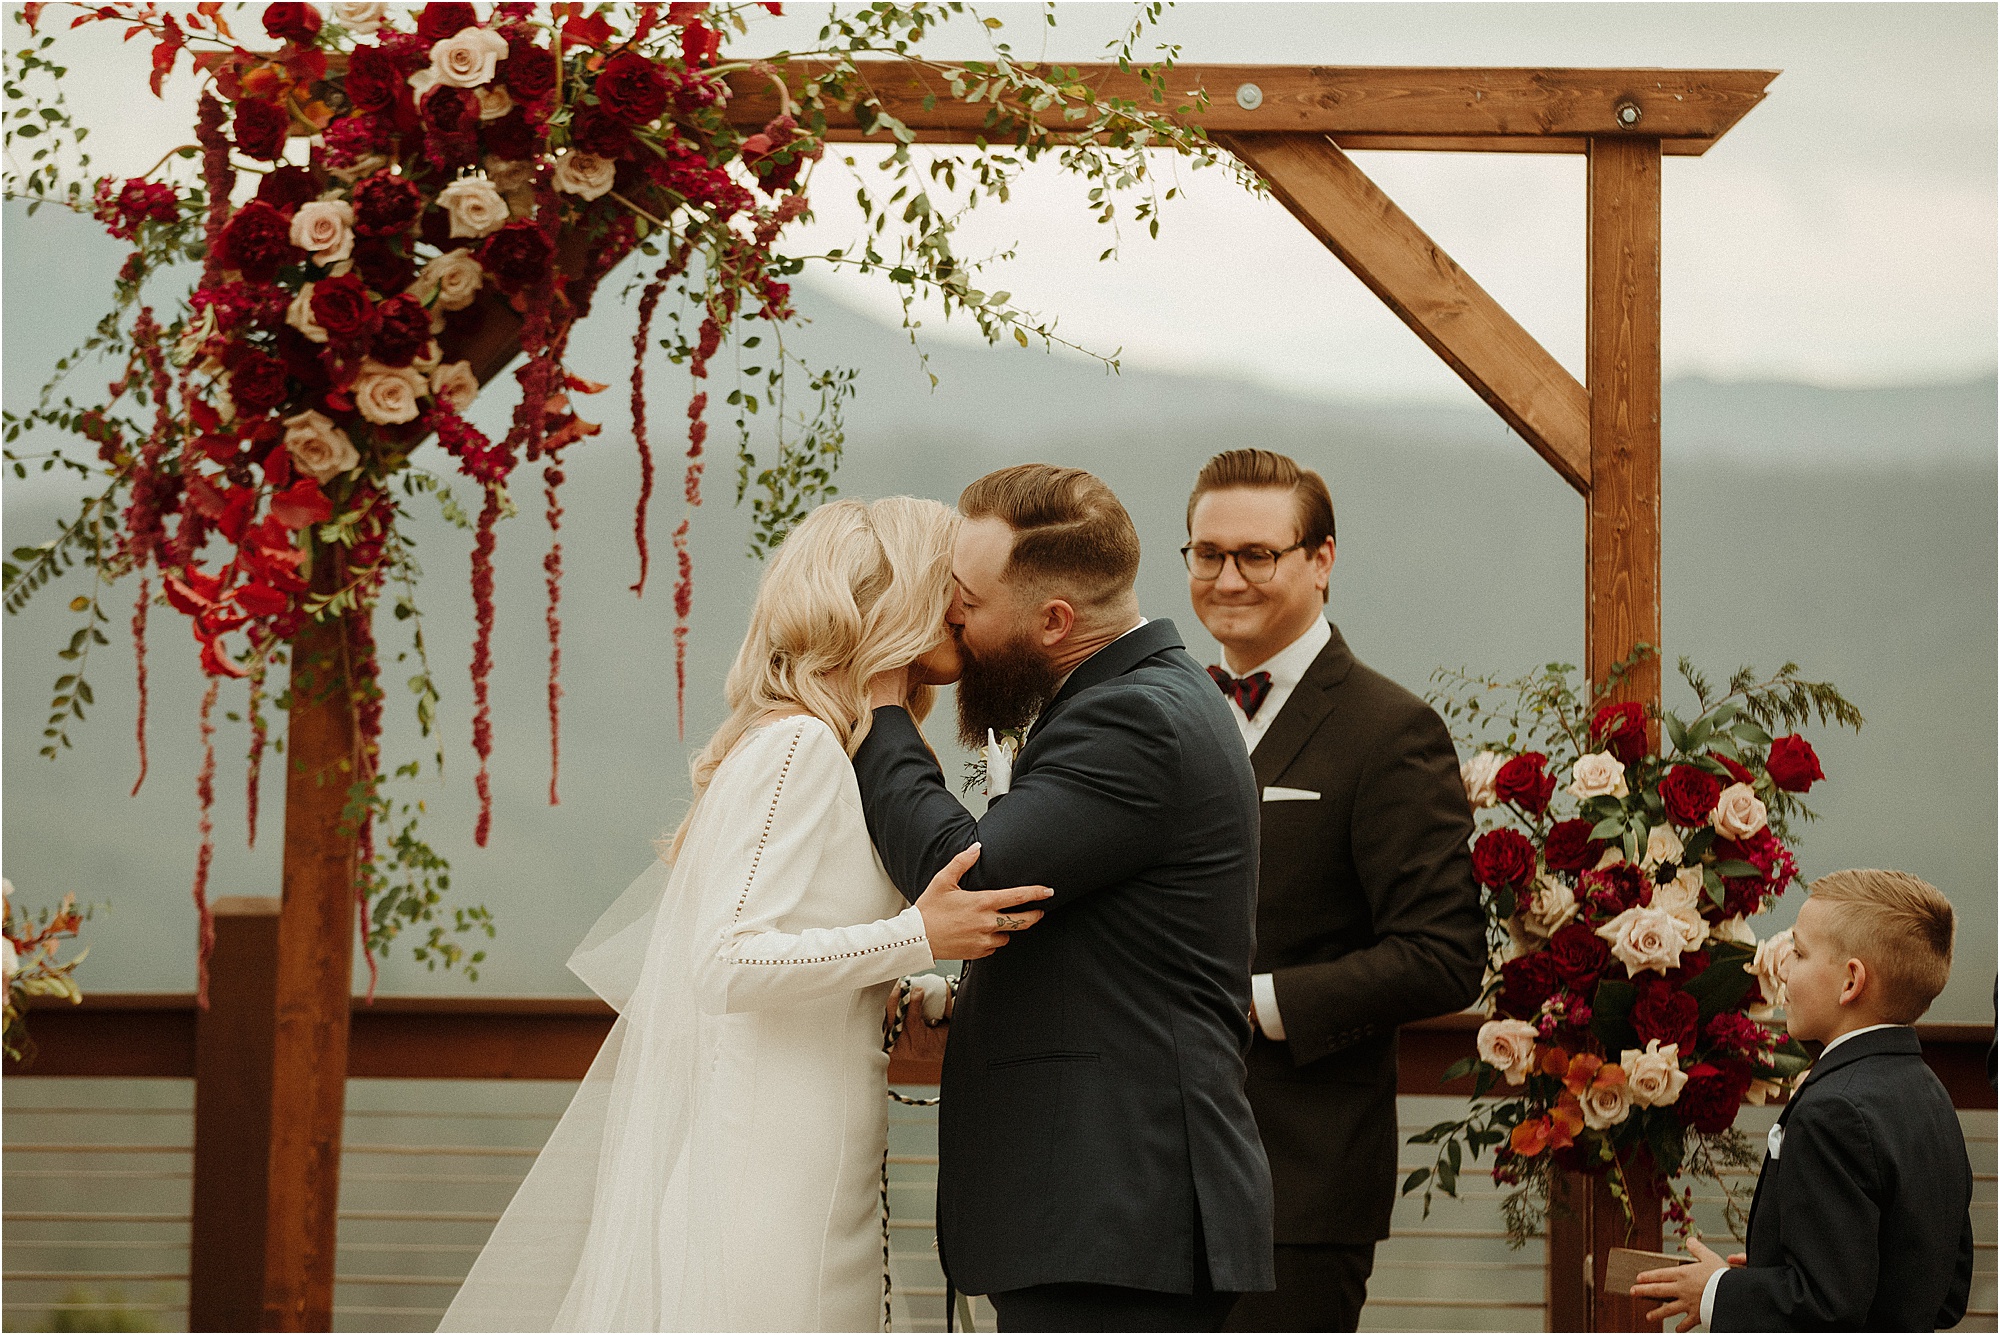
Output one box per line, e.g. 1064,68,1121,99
309,272,379,349
1494,752,1556,816
1496,952,1561,1021
1579,863,1645,919
680,19,720,67
479,219,553,294
345,45,404,115
352,170,422,236
1715,753,1755,786
1592,702,1648,766
503,28,556,100
417,2,479,43
480,109,540,163
1704,1011,1768,1058
233,98,289,162
1471,828,1537,889
420,85,481,169
1547,921,1610,992
1629,986,1700,1053
222,200,303,282
226,348,291,417
594,52,670,125
255,166,319,214
570,106,634,160
371,294,432,366
349,236,416,297
1675,1058,1753,1134
1660,764,1723,827
262,2,322,44
1543,818,1605,875
1766,735,1824,793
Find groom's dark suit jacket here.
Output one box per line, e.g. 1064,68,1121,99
1711,1025,1974,1331
852,618,1276,1298
1244,622,1486,1249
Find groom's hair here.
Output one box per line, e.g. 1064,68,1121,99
959,465,1139,609
1186,448,1336,550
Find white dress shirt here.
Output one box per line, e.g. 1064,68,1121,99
1214,618,1333,1042
1697,1023,1911,1327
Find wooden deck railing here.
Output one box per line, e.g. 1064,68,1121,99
6,897,1993,1332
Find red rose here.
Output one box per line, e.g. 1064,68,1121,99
1579,863,1644,919
503,29,556,100
420,85,481,169
1629,986,1700,1053
1715,753,1755,786
233,98,289,162
1659,764,1723,826
570,106,634,159
480,109,540,163
262,2,323,44
309,272,379,348
681,19,720,67
370,294,432,367
1471,828,1537,889
595,52,671,125
351,170,422,237
222,200,303,282
226,347,292,417
1496,952,1561,1021
1766,735,1824,793
1543,818,1604,874
350,237,416,298
256,165,319,214
1675,1058,1753,1134
345,46,404,115
1547,922,1610,992
1494,752,1555,816
1591,701,1648,766
117,179,179,228
479,219,554,294
417,2,479,43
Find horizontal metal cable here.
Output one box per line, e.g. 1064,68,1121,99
336,1209,502,1223
2,1212,189,1224
5,1168,193,1180
329,1305,451,1317
335,1273,465,1287
1,1107,191,1117
346,1109,562,1121
1392,1228,1544,1240
343,1143,539,1157
1366,1296,1545,1310
3,1272,188,1283
0,1240,186,1250
3,1143,190,1154
1373,1259,1545,1272
342,1171,529,1185
1,1303,187,1314
335,1242,487,1256
888,1154,939,1165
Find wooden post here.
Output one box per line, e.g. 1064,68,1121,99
1546,1168,1593,1331
190,898,282,1331
1582,134,1665,1334
262,608,361,1331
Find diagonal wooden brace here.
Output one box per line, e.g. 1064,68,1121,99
1215,131,1592,494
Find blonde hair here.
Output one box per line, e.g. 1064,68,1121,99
667,496,959,858
1807,869,1957,1023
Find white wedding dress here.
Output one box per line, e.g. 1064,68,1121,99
440,716,936,1332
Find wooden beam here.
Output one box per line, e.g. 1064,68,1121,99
728,63,1775,151
262,609,360,1333
190,898,280,1334
1584,136,1664,706
801,129,1723,156
1216,131,1591,492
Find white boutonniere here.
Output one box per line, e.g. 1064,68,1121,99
985,728,1023,796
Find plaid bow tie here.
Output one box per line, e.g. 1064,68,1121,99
1207,666,1274,720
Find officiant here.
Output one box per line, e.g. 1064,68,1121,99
1184,449,1487,1332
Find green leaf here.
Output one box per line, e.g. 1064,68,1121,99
1682,940,1758,1019
1441,1056,1476,1083
1401,1167,1431,1195
1731,718,1774,747
1590,978,1639,1054
1712,859,1761,878
1591,815,1628,839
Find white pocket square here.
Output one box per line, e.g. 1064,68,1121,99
1263,786,1320,802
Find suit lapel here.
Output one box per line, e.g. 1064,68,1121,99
1749,1027,1919,1237
1250,621,1355,790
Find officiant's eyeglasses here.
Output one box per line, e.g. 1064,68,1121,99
1181,542,1307,583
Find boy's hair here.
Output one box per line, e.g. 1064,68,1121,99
959,464,1139,609
1807,869,1957,1023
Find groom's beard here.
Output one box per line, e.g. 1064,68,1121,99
956,629,1064,749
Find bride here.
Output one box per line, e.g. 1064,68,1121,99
440,497,1050,1332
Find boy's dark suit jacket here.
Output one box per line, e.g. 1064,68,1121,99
851,619,1276,1299
1246,623,1487,1244
1712,1025,1974,1331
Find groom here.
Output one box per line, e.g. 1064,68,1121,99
855,464,1275,1331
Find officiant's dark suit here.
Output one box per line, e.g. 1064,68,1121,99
1225,622,1487,1332
853,617,1277,1320
1710,1025,1974,1331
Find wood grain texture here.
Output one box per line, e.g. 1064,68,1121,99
262,612,360,1333
190,899,280,1333
1591,1151,1667,1332
1547,1169,1594,1332
726,63,1776,150
1216,131,1591,492
1585,137,1664,713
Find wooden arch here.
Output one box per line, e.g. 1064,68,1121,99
254,63,1775,1330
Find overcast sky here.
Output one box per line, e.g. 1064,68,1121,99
15,2,1997,404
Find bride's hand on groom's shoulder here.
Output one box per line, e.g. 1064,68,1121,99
916,843,1053,962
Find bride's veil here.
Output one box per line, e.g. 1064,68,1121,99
438,826,721,1332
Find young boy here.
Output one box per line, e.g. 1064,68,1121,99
1633,869,1975,1332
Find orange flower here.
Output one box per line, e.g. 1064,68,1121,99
1564,1052,1605,1095
1511,1116,1554,1157
1541,1046,1571,1078
1550,1092,1586,1149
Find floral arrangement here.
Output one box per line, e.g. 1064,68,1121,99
2,1,1236,1002
3,879,90,1064
1404,652,1861,1243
